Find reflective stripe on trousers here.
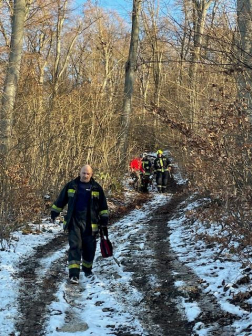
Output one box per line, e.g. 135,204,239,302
68,211,96,277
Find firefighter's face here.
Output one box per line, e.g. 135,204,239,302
80,165,93,182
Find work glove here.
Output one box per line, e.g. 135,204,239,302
51,210,57,223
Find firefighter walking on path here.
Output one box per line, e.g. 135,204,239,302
129,156,142,191
140,152,152,192
154,150,172,193
51,165,109,284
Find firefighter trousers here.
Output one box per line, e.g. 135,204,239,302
156,171,169,193
140,174,150,192
68,211,97,278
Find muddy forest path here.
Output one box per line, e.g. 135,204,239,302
14,188,234,336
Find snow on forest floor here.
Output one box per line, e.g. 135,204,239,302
0,190,252,335
168,195,252,336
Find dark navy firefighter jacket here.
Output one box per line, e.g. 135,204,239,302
51,176,109,234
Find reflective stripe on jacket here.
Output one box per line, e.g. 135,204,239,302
141,159,152,175
154,155,171,173
51,177,108,233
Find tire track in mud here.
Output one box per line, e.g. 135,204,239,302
14,193,151,336
122,188,236,336
120,189,191,336
15,233,68,336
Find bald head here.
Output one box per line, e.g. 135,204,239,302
80,165,93,183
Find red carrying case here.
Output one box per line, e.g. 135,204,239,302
100,231,113,258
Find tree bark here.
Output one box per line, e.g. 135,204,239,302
237,0,252,121
0,0,28,221
189,0,212,128
119,0,142,167
0,0,27,157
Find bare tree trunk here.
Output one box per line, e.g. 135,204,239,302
179,0,192,86
237,0,252,121
119,0,142,167
50,0,68,109
0,0,28,220
189,0,212,128
203,0,218,56
153,44,163,107
49,0,83,109
0,0,27,157
236,0,252,186
143,0,163,107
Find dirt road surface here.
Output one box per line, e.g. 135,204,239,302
14,188,236,336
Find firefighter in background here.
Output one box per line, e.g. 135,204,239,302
129,156,142,191
154,150,172,193
140,152,152,192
